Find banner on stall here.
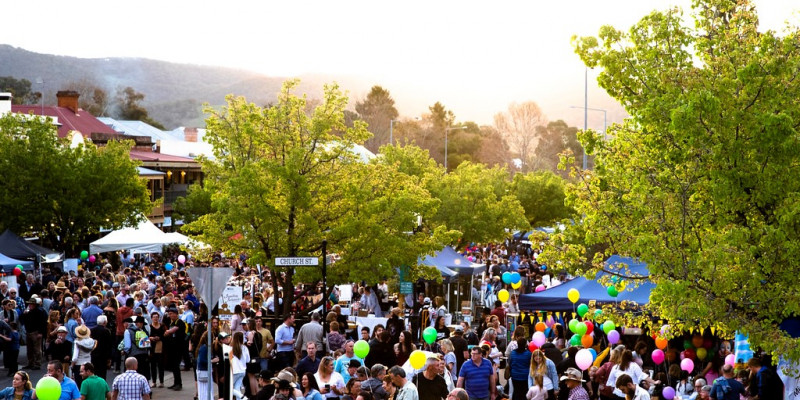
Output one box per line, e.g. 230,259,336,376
217,285,243,321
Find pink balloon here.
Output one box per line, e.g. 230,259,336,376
88,255,96,263
575,349,594,370
652,349,665,364
532,331,546,347
545,316,555,327
725,354,735,366
681,358,694,373
607,330,620,345
535,285,546,292
178,255,186,264
662,387,676,400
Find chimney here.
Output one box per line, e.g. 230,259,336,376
0,92,11,114
56,90,80,114
184,127,198,142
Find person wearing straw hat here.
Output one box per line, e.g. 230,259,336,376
560,368,589,400
71,324,97,387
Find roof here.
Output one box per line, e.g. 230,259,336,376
129,150,197,163
98,118,180,142
11,105,118,138
137,166,166,176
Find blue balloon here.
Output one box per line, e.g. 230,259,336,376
589,348,597,360
510,272,521,284
502,272,512,284
541,265,547,271
165,263,174,271
544,327,552,337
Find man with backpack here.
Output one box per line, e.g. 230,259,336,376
709,364,745,400
123,315,151,379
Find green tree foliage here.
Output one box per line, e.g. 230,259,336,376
186,81,457,314
549,0,800,359
0,76,40,105
511,171,573,228
532,120,583,177
113,86,165,129
172,183,212,225
0,113,151,253
355,86,399,152
427,161,529,245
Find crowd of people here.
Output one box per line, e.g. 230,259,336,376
0,242,788,400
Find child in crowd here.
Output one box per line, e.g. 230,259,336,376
0,322,20,374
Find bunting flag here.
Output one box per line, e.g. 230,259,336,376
530,315,535,324
711,327,716,335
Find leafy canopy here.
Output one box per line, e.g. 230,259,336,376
549,0,800,360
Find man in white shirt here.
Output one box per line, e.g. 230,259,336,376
390,366,419,400
615,374,650,400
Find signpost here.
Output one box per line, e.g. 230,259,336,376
399,282,413,294
275,257,319,266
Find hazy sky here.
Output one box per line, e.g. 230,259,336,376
4,0,798,128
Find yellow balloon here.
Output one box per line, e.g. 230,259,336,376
409,350,426,369
511,281,522,289
567,288,580,303
497,289,510,302
696,347,707,360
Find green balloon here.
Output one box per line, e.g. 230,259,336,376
570,333,581,346
594,309,603,319
568,319,579,333
603,321,616,334
80,250,89,260
423,327,438,344
684,340,693,350
607,286,619,297
354,340,370,359
576,322,587,336
577,303,589,317
35,376,62,400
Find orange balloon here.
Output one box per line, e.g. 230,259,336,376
692,335,703,348
581,334,593,348
655,337,668,350
665,349,677,362
535,322,547,332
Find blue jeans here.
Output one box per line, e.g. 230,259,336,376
232,372,245,400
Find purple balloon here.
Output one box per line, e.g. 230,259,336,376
607,330,620,344
662,387,676,400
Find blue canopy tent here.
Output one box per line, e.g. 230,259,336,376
419,246,484,313
0,252,34,274
519,255,655,311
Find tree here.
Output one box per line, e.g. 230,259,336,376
113,86,166,129
427,162,529,245
511,171,573,228
0,113,151,253
548,0,800,360
0,76,40,105
532,120,583,177
172,183,212,225
185,81,457,315
64,79,110,116
475,125,512,167
494,101,547,171
355,86,399,152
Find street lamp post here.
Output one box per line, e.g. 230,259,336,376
444,126,467,171
570,106,608,139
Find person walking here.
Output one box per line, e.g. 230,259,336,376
90,315,113,380
457,347,495,400
389,366,418,400
164,306,187,391
20,298,47,370
111,357,151,400
508,337,531,400
709,364,745,400
71,325,97,388
561,368,590,400
0,323,20,375
147,312,165,388
196,335,211,400
46,360,81,400
0,370,34,400
122,316,151,380
295,312,324,357
412,357,448,400
275,315,296,371
79,362,110,400
229,331,251,400
529,349,559,400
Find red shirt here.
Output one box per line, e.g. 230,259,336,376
116,306,133,336
490,307,506,326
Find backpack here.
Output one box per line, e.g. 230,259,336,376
135,329,151,349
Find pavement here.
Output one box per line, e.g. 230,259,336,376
0,345,210,400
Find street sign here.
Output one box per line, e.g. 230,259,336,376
275,257,319,266
399,282,413,294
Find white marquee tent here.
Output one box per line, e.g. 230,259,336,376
90,218,173,254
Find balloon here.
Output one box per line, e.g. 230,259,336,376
608,330,620,345
681,358,695,373
569,319,579,333
510,272,521,284
725,354,735,366
532,331,546,347
545,316,555,327
165,263,174,271
577,303,589,317
610,275,620,284
607,286,619,297
575,323,587,336
588,348,597,360
692,335,704,348
497,289,509,303
581,334,593,348
423,327,437,344
567,288,580,303
13,267,21,276
178,255,186,264
502,272,512,284
540,265,546,271
88,255,96,263
575,349,593,370
602,321,616,334
409,350,426,369
511,281,522,290
594,309,603,319
696,347,707,360
665,349,678,362
535,322,547,332
652,349,665,364
80,250,88,260
655,337,668,350
684,348,696,360
683,340,693,350
535,285,546,293
528,341,538,352
570,334,581,346
584,321,594,335
354,340,370,358
703,338,713,349
35,376,62,400
662,387,676,400
660,324,670,336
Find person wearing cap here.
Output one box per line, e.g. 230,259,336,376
561,368,590,400
254,370,275,400
164,306,187,390
19,293,47,370
271,379,296,400
457,346,495,400
614,374,649,400
334,341,364,385
123,316,151,378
